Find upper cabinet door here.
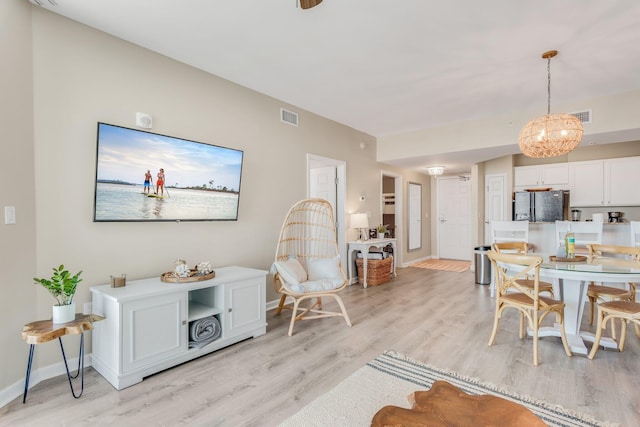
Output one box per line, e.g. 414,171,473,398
569,160,605,207
540,163,569,186
514,165,540,187
514,163,568,189
606,156,640,206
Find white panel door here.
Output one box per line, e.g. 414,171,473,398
438,177,472,260
484,174,506,244
309,166,337,218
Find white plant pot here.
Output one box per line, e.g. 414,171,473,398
52,303,76,324
377,233,385,239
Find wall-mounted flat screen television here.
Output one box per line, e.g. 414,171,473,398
94,122,243,222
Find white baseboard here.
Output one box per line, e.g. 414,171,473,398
0,353,91,409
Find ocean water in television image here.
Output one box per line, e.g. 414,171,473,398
95,182,239,221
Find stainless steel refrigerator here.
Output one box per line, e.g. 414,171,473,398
513,190,569,222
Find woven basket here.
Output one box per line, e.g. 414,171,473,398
356,256,393,286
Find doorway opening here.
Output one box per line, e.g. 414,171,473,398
380,171,403,267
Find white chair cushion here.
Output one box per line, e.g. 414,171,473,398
307,256,342,281
273,258,307,285
286,278,344,294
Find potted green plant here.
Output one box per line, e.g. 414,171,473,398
33,264,83,323
376,224,388,239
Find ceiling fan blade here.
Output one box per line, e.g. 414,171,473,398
299,0,323,10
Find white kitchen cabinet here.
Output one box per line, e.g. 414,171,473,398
91,266,267,390
570,156,640,207
568,160,605,206
606,157,640,206
514,163,569,189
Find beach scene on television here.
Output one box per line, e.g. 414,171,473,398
94,123,243,221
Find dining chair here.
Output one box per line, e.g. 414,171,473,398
555,220,603,255
489,221,530,296
486,250,572,366
490,221,530,244
588,300,640,359
630,221,640,247
492,242,554,298
586,244,640,325
272,198,351,336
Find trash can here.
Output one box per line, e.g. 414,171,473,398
474,246,491,285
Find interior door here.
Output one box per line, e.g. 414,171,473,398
438,177,471,260
484,174,506,244
309,166,337,219
307,155,346,272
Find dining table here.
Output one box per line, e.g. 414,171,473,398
534,254,640,355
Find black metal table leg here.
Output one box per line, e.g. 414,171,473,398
22,344,35,403
58,334,85,398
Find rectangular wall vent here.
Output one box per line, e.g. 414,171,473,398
280,108,299,127
569,109,592,124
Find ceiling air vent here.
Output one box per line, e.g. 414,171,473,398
280,108,299,127
569,109,592,124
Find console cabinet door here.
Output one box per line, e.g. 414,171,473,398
122,292,187,373
225,278,265,337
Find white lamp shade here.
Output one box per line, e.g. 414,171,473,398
350,213,369,229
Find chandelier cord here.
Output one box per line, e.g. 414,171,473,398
547,57,551,116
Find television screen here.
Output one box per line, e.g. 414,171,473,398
94,122,243,222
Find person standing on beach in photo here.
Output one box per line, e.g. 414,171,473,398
143,170,153,195
156,168,165,196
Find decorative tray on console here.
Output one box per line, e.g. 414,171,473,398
549,255,587,263
161,270,215,283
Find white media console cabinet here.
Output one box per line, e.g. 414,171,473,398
90,266,267,390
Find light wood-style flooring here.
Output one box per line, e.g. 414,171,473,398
2,267,638,426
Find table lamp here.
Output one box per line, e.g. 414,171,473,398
350,213,369,241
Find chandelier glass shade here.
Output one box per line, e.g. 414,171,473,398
518,50,583,158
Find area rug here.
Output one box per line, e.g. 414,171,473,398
410,258,471,273
279,351,615,427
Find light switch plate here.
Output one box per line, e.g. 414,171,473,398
4,206,15,224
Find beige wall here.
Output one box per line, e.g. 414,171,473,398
377,90,640,163
0,2,431,398
0,0,38,397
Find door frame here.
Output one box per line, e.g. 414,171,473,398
307,154,347,270
380,170,403,268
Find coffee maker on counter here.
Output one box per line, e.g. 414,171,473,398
608,211,623,223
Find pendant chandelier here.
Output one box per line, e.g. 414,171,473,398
518,50,583,158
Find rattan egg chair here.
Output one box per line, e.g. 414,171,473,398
272,198,352,336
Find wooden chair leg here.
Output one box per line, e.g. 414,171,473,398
331,294,352,327
557,312,572,357
588,295,596,325
619,320,628,352
588,306,606,360
276,294,287,315
487,304,501,346
287,298,301,337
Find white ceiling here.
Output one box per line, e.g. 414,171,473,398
30,0,640,173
